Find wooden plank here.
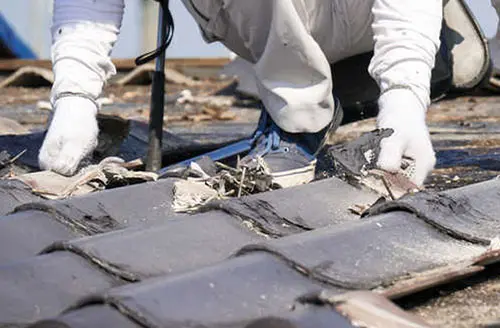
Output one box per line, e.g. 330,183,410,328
0,58,231,72
0,59,52,71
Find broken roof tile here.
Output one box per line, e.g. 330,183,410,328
3,179,495,327
365,179,500,245
0,252,121,324
0,179,43,215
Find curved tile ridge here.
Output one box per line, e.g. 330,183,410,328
363,179,500,245
197,176,380,236
33,253,340,328
236,212,487,290
12,202,122,236
32,305,142,328
33,301,355,328
38,211,260,283
200,198,313,237
0,179,43,215
41,241,141,283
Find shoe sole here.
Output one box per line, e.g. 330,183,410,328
271,159,317,189
270,104,342,189
444,0,491,90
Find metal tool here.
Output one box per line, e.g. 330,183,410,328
157,110,270,177
158,138,255,177
135,0,174,171
145,6,167,171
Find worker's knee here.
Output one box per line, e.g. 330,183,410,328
181,0,228,43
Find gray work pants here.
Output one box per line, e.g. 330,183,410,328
182,0,375,133
182,0,441,133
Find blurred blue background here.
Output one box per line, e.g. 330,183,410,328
0,0,497,59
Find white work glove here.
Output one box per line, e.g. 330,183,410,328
376,89,436,186
39,0,124,175
39,97,99,176
367,0,441,186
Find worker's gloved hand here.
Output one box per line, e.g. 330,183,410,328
376,89,436,186
38,96,99,176
40,0,125,176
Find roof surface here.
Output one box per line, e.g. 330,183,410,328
1,60,500,327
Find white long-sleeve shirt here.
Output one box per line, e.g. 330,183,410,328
50,0,443,130
369,0,443,112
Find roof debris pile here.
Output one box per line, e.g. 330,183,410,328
12,157,157,200
171,159,275,213
168,128,422,214
0,58,500,327
322,129,420,199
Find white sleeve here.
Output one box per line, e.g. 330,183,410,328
51,0,125,103
368,0,443,112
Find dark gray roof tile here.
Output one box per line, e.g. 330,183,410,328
60,178,179,227
0,177,377,324
0,209,259,323
0,166,497,327
34,304,354,328
206,177,379,232
0,179,43,215
0,210,75,264
42,211,262,281
0,179,180,263
67,253,340,327
365,179,500,245
238,212,485,290
32,305,142,328
28,180,500,327
0,252,121,324
0,176,376,268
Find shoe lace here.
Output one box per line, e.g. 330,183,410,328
249,110,316,161
266,124,281,153
135,0,175,66
251,111,283,157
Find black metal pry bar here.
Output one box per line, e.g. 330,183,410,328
135,0,174,171
146,6,167,171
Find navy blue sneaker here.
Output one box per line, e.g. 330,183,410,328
240,102,343,188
